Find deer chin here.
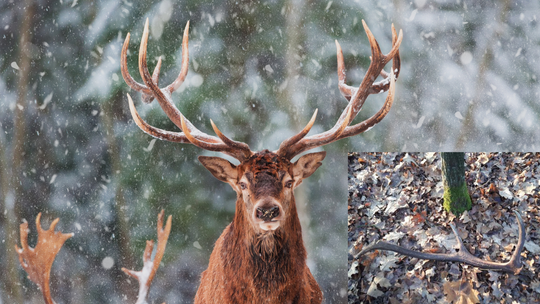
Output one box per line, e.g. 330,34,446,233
258,220,280,231
253,210,285,232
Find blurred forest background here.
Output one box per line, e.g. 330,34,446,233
1,0,539,303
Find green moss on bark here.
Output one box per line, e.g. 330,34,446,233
443,181,472,215
441,152,472,215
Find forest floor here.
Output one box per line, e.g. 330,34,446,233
348,152,540,304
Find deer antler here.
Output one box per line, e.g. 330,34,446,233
277,21,403,160
15,213,74,304
356,210,525,274
122,210,172,304
121,19,253,161
123,20,402,162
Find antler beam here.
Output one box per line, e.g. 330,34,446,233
356,211,525,274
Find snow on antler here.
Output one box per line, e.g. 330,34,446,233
122,210,172,304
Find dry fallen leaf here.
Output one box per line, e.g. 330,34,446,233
412,209,427,225
348,261,359,276
379,252,399,271
524,241,540,254
367,280,385,298
443,280,480,304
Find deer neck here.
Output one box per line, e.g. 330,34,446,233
221,194,306,292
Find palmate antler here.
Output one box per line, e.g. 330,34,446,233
121,19,402,161
16,213,73,304
356,211,526,274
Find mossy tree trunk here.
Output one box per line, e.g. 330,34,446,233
441,152,472,215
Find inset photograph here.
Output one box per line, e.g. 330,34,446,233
348,152,540,303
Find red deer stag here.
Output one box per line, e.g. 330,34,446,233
120,19,402,303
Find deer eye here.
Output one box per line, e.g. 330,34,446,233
285,180,293,188
239,182,247,190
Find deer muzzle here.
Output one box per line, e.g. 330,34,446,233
256,206,280,221
253,199,283,231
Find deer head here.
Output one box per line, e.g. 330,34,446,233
199,150,324,234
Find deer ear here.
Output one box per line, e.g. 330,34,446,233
198,156,238,184
292,152,326,184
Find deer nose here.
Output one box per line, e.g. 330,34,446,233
256,206,280,222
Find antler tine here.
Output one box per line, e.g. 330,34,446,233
359,20,402,99
210,119,253,159
152,56,163,85
363,20,383,65
18,219,30,253
132,19,214,136
336,41,355,101
138,19,171,107
336,22,402,101
317,105,354,146
277,107,353,159
277,22,402,159
390,24,401,79
357,211,526,274
121,32,152,95
277,109,318,153
178,115,217,150
370,24,401,94
16,213,73,304
121,29,163,104
165,21,190,93
181,115,251,160
338,71,395,138
140,57,163,104
507,210,526,272
150,210,172,287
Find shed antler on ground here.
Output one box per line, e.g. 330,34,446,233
356,210,525,274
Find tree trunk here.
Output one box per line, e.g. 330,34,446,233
454,0,510,149
441,152,472,215
101,95,136,301
3,0,35,302
282,0,313,259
